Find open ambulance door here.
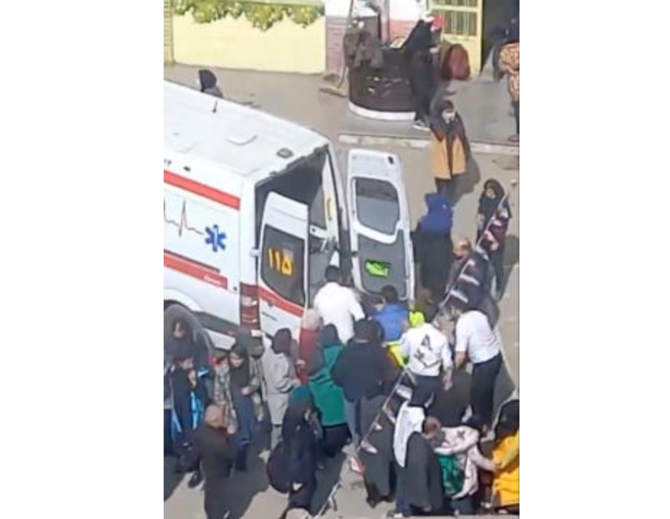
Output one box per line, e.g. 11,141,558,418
346,149,415,301
258,193,308,337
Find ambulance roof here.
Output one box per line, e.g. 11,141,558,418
164,81,327,180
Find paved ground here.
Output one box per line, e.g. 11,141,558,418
164,65,519,519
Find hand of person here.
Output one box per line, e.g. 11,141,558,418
241,386,252,396
227,423,237,435
296,359,307,368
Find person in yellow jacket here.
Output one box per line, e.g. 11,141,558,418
429,99,471,201
492,428,519,512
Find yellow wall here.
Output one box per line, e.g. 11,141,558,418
173,14,325,74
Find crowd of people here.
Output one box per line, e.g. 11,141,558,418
163,173,518,518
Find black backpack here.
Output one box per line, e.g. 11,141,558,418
266,441,291,494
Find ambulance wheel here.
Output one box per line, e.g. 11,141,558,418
164,304,214,355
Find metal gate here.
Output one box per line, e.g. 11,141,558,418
164,0,174,65
431,0,483,74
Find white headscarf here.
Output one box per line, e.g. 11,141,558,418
393,401,425,468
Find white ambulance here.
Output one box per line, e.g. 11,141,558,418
164,80,415,350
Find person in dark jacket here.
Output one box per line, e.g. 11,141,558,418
402,421,446,515
198,69,223,98
282,400,319,516
391,384,442,517
414,193,454,303
331,319,394,447
171,354,209,488
477,179,512,301
446,237,489,309
403,16,438,130
194,404,236,519
359,393,403,509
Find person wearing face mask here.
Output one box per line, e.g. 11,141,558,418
429,99,470,202
477,179,512,301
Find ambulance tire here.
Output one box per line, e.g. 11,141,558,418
164,304,214,357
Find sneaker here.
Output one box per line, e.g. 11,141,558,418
361,438,378,453
412,120,430,131
349,456,365,474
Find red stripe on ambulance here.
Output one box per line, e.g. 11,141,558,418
258,286,304,318
164,251,228,290
164,170,240,210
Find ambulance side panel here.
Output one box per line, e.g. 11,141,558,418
163,169,241,347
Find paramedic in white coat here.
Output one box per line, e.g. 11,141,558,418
400,303,453,392
313,266,365,344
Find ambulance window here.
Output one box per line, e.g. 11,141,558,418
261,226,305,307
354,178,399,235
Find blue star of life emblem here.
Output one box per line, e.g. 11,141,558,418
205,224,226,252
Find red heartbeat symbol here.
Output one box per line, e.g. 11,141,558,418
164,199,204,237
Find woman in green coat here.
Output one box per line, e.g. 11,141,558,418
307,324,350,457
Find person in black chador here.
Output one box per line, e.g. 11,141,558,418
194,404,236,519
402,15,438,131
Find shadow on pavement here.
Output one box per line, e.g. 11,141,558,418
504,235,519,267
164,456,183,501
224,445,270,519
312,451,347,515
452,157,482,205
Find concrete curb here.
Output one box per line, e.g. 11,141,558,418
338,133,519,157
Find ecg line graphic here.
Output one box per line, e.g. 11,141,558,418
164,199,205,237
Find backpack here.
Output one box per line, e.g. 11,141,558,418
266,441,291,494
438,454,465,496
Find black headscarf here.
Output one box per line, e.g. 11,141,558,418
281,401,310,439
478,178,512,227
198,69,218,92
319,324,341,348
229,342,250,390
494,399,519,442
353,318,378,344
272,328,292,356
430,99,470,173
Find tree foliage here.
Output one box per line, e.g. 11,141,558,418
173,0,324,31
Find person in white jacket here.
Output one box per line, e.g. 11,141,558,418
261,329,299,448
399,303,453,392
428,416,497,515
313,266,364,344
